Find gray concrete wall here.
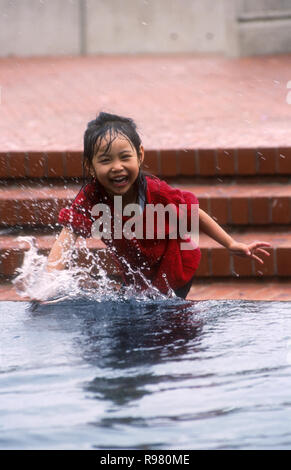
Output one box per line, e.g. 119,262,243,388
235,0,291,56
85,0,228,54
0,0,229,57
0,0,81,56
237,0,291,15
0,0,290,57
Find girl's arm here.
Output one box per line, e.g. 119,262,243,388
47,226,116,295
47,226,78,271
199,208,271,264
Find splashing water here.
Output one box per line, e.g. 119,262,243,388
13,237,169,304
13,236,83,302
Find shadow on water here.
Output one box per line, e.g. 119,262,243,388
31,296,205,407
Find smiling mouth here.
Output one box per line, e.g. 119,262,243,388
110,175,129,186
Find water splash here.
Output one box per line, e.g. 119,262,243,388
12,236,169,304
13,236,83,302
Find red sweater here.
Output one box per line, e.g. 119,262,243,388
58,176,201,294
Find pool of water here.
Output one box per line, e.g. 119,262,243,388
0,297,291,450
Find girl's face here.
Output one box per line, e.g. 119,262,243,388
90,133,144,202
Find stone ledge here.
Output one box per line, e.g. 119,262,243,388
1,55,291,152
1,279,290,302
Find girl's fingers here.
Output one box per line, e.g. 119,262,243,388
247,242,272,264
230,242,271,262
251,253,264,264
255,248,270,256
249,241,271,250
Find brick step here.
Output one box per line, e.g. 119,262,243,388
0,230,290,278
175,181,291,225
188,279,291,301
0,182,290,227
1,279,290,302
1,147,291,179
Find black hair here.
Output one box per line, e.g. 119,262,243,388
83,111,149,200
83,112,142,176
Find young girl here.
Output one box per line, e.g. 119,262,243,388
47,112,271,299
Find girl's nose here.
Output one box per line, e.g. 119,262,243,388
111,159,123,172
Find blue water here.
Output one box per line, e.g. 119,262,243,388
0,298,291,450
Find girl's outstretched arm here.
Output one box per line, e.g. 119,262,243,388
199,208,271,264
47,226,78,271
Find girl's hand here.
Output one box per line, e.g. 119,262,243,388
227,240,271,264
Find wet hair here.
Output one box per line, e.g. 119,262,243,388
83,112,142,176
83,111,148,200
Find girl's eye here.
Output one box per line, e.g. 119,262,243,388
121,154,131,159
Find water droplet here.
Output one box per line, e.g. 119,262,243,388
170,32,178,41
